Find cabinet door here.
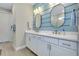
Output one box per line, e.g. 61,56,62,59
26,34,38,54
50,44,77,56
30,35,39,54
37,38,50,56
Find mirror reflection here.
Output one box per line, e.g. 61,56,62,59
35,14,41,30
51,4,64,29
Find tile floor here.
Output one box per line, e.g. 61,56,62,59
0,42,35,56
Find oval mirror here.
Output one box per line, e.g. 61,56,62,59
51,4,64,29
35,14,41,30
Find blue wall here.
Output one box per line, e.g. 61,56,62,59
33,3,79,32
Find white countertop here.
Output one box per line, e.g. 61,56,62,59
25,30,78,42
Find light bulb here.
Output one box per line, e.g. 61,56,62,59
35,8,37,13
33,10,36,13
38,7,43,13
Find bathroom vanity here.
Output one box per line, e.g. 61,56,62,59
25,3,79,56
25,31,78,56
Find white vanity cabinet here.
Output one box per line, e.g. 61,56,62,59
26,33,50,56
26,33,78,56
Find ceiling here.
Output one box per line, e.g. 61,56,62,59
0,3,73,11
0,3,33,11
0,3,13,11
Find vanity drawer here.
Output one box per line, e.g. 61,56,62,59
43,36,51,43
43,36,58,45
59,40,77,50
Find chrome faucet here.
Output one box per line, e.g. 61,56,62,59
54,30,57,34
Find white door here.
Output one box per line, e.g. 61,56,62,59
50,44,77,56
0,12,12,42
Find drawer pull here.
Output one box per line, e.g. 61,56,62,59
62,43,71,46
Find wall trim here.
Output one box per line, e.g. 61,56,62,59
0,40,11,43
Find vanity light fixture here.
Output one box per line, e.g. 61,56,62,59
35,8,39,15
33,7,43,15
38,7,43,13
33,8,39,15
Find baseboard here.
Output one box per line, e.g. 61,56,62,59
26,47,38,56
0,40,11,43
14,45,26,51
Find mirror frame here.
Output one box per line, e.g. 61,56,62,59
50,4,64,29
34,14,42,31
